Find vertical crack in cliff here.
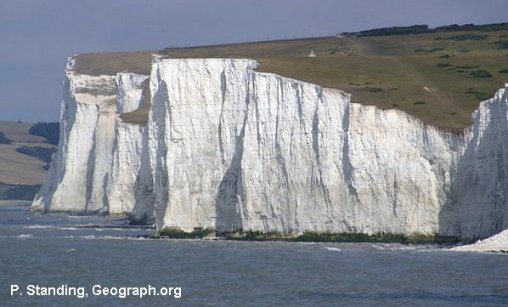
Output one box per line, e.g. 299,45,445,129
218,69,227,165
275,79,289,188
392,173,399,217
131,126,155,225
275,78,291,230
85,105,100,211
101,174,109,213
341,100,359,203
215,72,251,232
152,78,171,229
293,81,304,125
58,77,74,186
312,88,332,207
252,74,262,157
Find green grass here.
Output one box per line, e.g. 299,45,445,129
365,86,383,93
155,227,215,239
75,28,508,128
159,29,508,128
455,65,478,69
73,52,152,76
445,34,488,41
491,40,508,49
414,47,444,53
436,63,452,68
465,89,492,101
293,231,463,245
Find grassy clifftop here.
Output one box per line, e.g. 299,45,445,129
74,24,508,128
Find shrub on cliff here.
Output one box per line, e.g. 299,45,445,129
445,34,487,41
0,183,41,200
29,122,59,145
0,132,13,144
491,40,508,49
16,145,56,163
470,69,493,78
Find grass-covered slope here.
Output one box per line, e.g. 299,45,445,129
0,121,57,199
74,24,508,128
162,30,508,128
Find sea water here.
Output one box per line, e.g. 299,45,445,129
1,203,507,306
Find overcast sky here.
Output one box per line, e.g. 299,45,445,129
0,0,506,122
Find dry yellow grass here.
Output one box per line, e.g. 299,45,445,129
0,122,55,185
0,143,50,185
0,121,46,143
74,51,153,76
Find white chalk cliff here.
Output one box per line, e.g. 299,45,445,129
32,61,117,213
32,56,508,241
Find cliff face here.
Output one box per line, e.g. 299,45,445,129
32,56,508,239
32,63,117,212
107,73,148,215
32,61,149,215
440,89,508,238
148,59,470,234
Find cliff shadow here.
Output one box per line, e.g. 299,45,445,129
129,162,155,225
439,93,508,240
214,108,249,233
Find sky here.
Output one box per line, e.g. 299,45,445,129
0,0,506,122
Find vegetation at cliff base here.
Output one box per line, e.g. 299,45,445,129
156,227,215,239
155,228,464,245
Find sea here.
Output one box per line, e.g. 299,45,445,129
1,202,507,306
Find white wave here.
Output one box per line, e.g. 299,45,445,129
16,234,33,239
79,235,97,239
25,225,54,229
392,245,418,251
25,225,78,231
325,247,341,252
101,235,150,241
